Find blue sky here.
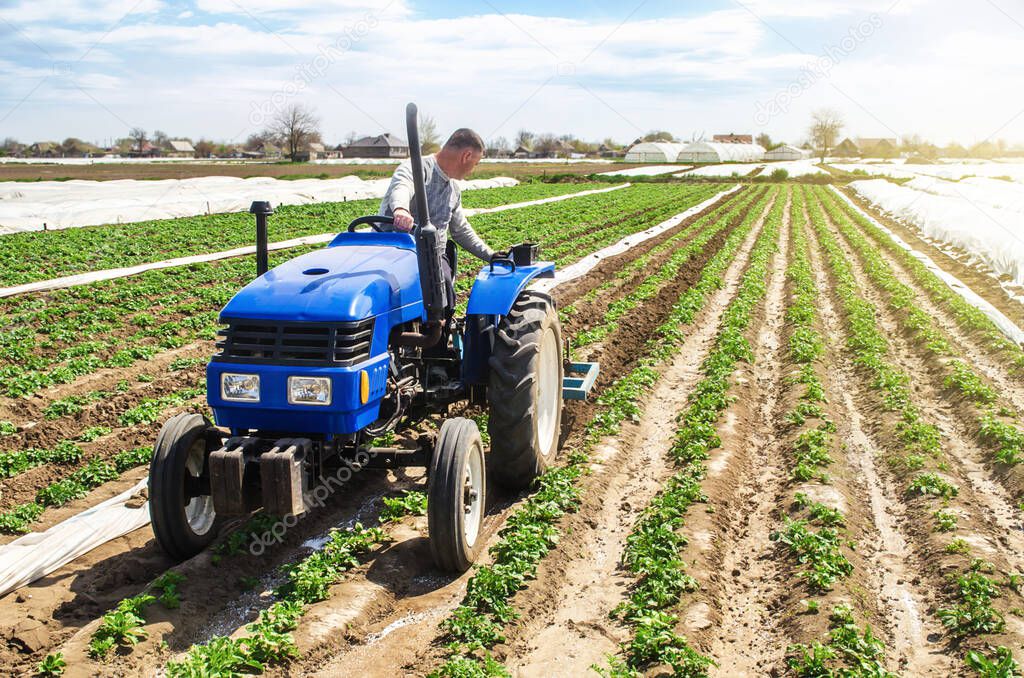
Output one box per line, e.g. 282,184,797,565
1,0,1021,148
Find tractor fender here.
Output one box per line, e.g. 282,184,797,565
465,261,555,316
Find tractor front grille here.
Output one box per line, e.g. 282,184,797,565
215,318,374,366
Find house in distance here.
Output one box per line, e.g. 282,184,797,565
342,134,409,159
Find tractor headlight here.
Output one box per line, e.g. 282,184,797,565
288,376,332,406
221,373,260,402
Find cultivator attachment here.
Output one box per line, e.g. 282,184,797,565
562,361,600,401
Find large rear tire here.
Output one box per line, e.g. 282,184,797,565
149,413,221,561
428,418,487,572
487,290,564,490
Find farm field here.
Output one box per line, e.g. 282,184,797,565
0,160,634,183
2,179,1024,678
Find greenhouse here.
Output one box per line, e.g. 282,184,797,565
677,141,765,163
764,144,811,161
624,142,688,163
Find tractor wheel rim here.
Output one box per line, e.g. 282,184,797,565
536,327,559,456
184,440,216,536
463,444,483,547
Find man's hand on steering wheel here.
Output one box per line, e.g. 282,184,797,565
393,208,415,233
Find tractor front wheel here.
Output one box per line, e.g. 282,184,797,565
487,290,564,490
428,417,487,572
149,413,221,560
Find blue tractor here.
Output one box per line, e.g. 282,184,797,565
148,104,598,572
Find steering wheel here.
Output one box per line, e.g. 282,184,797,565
347,215,395,233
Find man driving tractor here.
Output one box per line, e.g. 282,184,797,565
379,128,495,313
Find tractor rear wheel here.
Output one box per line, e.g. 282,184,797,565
428,417,487,572
149,413,221,560
487,290,563,490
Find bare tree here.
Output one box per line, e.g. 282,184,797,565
128,127,147,154
420,114,440,154
808,109,843,161
533,133,561,157
270,104,321,161
515,129,534,149
486,136,510,157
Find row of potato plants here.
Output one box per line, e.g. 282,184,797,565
428,189,780,678
0,446,151,533
541,185,724,263
557,186,749,324
830,188,1024,373
0,384,207,536
819,187,1024,471
804,187,947,501
1,185,726,400
0,182,602,287
572,187,769,348
159,491,428,675
598,186,786,677
453,184,727,301
565,184,757,348
778,191,893,676
805,185,1021,674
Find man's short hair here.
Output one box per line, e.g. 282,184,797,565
444,128,485,153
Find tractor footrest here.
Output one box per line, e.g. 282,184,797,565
209,437,260,516
562,361,599,401
261,439,311,517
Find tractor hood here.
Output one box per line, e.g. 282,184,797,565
220,233,424,322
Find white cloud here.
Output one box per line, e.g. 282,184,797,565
0,0,163,24
738,0,932,18
195,0,411,20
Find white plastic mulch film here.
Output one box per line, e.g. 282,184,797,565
677,159,824,179
849,177,1024,287
831,186,1024,346
0,175,518,234
832,160,1024,183
0,479,149,598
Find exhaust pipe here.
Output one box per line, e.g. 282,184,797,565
249,200,273,277
406,103,448,326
